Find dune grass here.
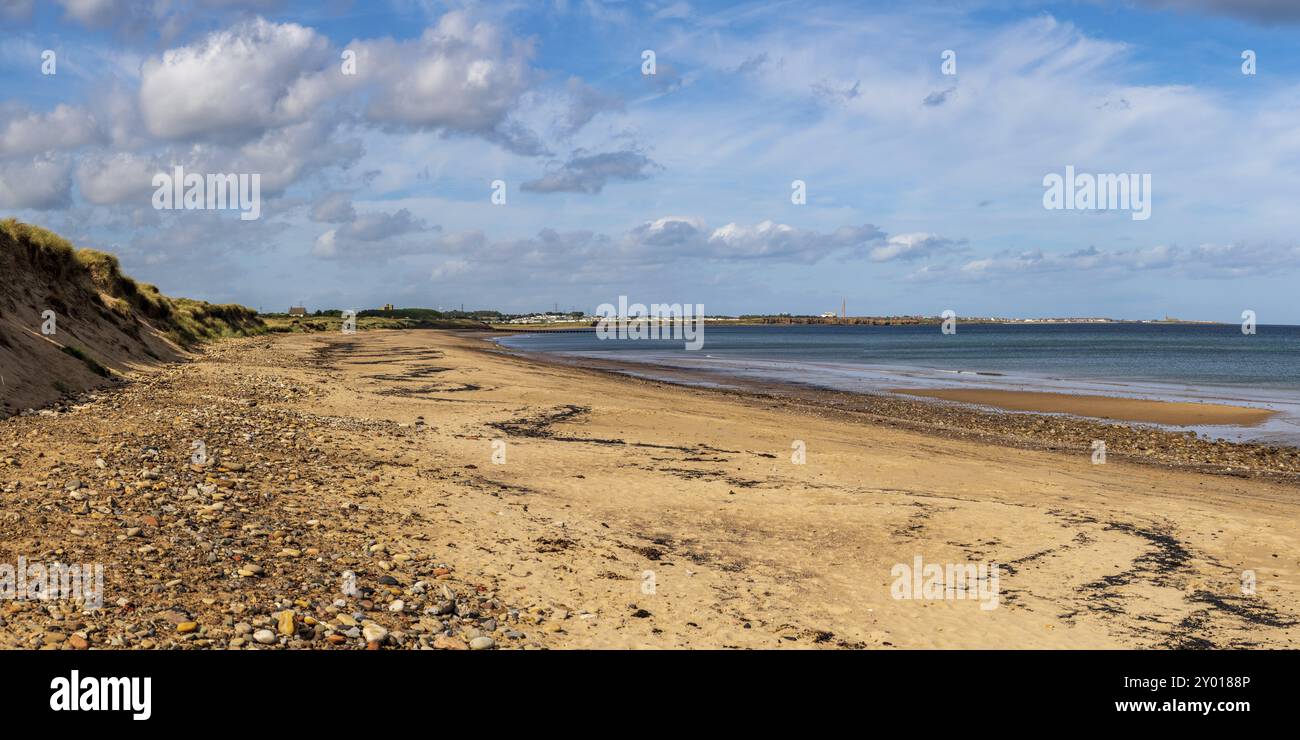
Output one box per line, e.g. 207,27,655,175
2,218,266,348
60,345,111,377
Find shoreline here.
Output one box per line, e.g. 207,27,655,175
3,328,1299,649
478,335,1300,481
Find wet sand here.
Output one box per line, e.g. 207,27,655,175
890,388,1277,427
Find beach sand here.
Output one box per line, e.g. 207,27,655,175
891,388,1277,427
2,329,1298,649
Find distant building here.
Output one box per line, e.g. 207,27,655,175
383,304,394,312
820,311,837,319
507,313,579,324
288,306,307,316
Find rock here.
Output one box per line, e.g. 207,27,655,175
252,629,276,645
277,611,295,636
177,621,198,634
362,623,388,643
235,562,265,578
432,635,467,650
388,600,404,612
469,636,495,650
68,634,90,650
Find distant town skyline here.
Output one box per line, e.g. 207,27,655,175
3,1,1300,322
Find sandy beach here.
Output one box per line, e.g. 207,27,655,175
2,328,1298,649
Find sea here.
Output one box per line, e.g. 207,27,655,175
495,323,1300,444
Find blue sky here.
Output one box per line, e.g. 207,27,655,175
2,0,1300,321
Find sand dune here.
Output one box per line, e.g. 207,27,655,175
0,220,262,417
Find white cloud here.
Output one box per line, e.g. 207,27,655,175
230,119,363,194
74,151,161,205
869,233,962,262
0,155,73,209
0,103,99,156
353,11,539,151
139,18,338,142
312,208,434,259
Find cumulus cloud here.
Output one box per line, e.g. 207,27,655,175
353,11,539,151
74,151,162,205
230,119,363,194
522,149,659,194
0,103,99,156
0,156,73,209
311,208,434,258
139,18,338,142
622,217,890,264
627,216,709,248
869,233,964,262
430,217,890,272
703,220,885,262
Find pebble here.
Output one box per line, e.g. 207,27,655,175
0,338,551,654
432,635,466,650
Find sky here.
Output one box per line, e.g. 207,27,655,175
2,0,1299,321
